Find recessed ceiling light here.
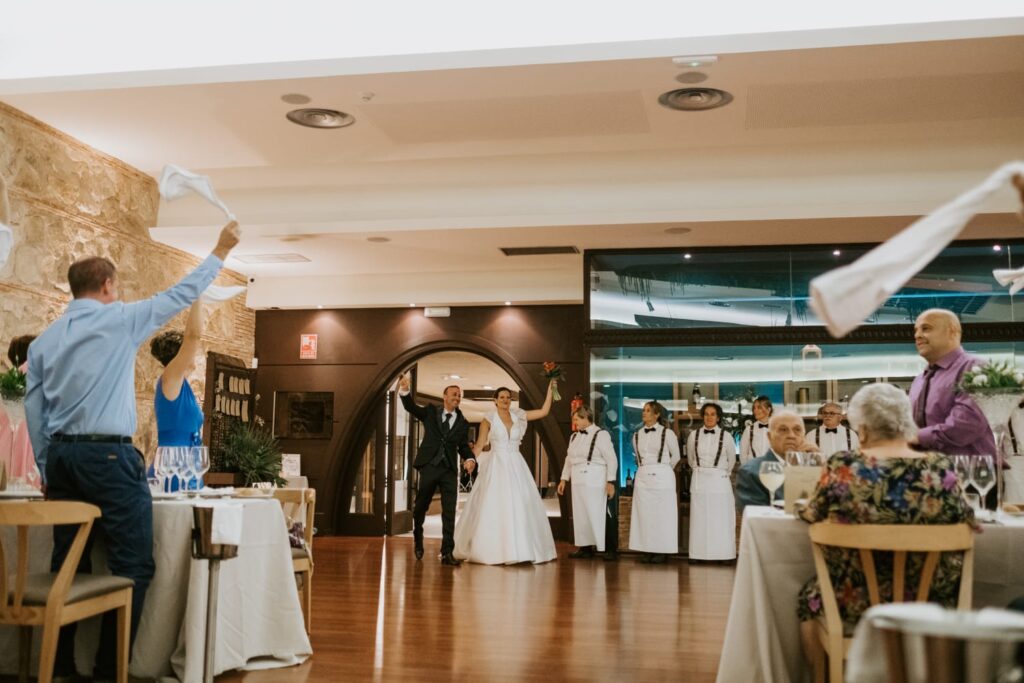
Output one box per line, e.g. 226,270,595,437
317,305,323,309
658,88,733,112
281,93,311,105
672,55,718,68
409,303,416,307
483,385,494,390
449,374,462,380
286,108,355,129
367,236,391,243
504,301,512,306
833,249,841,256
664,227,692,235
993,244,1002,252
684,253,692,260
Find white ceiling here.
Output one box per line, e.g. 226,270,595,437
2,22,1023,308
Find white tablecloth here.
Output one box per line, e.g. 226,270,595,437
0,498,311,680
716,507,1024,683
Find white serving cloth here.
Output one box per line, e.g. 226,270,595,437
159,164,235,220
0,221,11,270
196,499,245,545
202,284,247,303
716,507,1024,683
0,499,311,680
847,604,1024,683
809,161,1024,338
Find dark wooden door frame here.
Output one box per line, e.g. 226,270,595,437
329,335,571,537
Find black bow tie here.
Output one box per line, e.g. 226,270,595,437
757,423,768,429
644,427,656,433
703,429,715,434
825,427,838,434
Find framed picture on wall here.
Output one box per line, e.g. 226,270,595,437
274,391,334,439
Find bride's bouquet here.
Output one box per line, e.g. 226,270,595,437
542,361,563,401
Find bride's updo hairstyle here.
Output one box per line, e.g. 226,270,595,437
493,387,513,401
847,382,918,443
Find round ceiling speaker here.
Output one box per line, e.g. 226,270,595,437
285,108,356,129
658,88,733,112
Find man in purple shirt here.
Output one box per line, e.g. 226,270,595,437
908,308,996,457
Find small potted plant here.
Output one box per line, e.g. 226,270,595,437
222,421,288,488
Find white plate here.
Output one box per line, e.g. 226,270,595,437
198,487,235,498
151,491,184,500
0,489,43,499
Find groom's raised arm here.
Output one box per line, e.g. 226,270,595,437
397,374,428,421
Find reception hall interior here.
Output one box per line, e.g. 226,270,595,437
2,3,1024,682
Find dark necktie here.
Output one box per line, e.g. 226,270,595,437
916,365,939,426
644,427,656,433
442,412,452,435
825,428,838,434
757,423,768,429
703,429,715,434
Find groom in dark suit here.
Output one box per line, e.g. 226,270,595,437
398,374,476,566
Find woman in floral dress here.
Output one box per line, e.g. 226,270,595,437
796,382,976,657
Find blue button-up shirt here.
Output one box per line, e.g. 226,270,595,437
25,254,224,477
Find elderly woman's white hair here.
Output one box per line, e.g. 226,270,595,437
847,382,919,442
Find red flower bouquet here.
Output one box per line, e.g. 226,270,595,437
541,361,563,401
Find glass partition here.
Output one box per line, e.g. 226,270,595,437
590,341,1020,485
589,241,1022,330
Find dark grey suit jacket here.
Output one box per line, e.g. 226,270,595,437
736,451,784,513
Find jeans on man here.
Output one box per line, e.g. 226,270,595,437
46,441,154,678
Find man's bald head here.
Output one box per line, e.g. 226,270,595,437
768,410,806,455
914,309,962,364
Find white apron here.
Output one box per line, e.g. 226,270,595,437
571,461,608,550
629,463,678,553
688,468,736,560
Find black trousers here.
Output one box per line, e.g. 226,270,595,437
413,462,458,555
604,489,619,552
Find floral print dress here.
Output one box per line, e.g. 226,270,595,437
797,450,976,634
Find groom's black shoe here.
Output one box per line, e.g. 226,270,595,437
603,549,618,561
414,534,424,560
569,546,596,559
440,552,461,566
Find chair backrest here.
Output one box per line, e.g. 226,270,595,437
808,523,975,640
0,501,100,617
272,488,316,553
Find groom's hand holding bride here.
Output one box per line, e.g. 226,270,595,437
464,459,476,473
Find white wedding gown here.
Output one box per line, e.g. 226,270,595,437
453,408,557,564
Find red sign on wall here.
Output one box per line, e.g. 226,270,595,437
299,334,318,360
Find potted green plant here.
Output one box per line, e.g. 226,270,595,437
222,421,287,487
0,365,26,401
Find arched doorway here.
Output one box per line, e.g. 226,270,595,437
333,343,567,536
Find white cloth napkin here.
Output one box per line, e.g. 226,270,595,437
0,221,11,270
809,161,1024,337
201,284,247,303
195,500,244,545
158,164,235,220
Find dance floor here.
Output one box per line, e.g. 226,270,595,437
220,536,734,682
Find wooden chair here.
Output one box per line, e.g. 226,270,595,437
273,488,316,633
0,501,134,683
808,523,974,683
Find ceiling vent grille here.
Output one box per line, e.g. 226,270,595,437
233,253,311,264
500,246,579,256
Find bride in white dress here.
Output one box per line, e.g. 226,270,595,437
454,381,558,564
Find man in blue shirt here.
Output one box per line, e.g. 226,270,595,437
25,220,240,681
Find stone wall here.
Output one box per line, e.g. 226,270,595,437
0,101,254,457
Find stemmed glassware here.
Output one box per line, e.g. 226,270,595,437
970,455,997,519
759,461,786,513
191,446,210,492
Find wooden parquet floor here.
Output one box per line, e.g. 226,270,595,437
219,536,735,682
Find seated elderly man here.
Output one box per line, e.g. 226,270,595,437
736,410,818,512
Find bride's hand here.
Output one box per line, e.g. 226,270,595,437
557,480,566,496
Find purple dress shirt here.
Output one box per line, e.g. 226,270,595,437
908,347,997,457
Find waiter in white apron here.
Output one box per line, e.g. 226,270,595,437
739,395,773,464
806,402,860,457
1002,399,1024,502
629,400,681,564
557,405,617,558
686,402,737,561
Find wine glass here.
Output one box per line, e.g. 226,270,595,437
953,455,972,491
970,455,996,519
153,447,169,493
785,451,806,467
191,446,210,491
759,461,786,513
178,449,197,496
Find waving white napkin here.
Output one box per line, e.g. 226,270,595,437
201,284,247,303
158,164,235,220
809,161,1024,338
0,221,11,270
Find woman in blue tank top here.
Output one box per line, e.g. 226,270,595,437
149,301,205,491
